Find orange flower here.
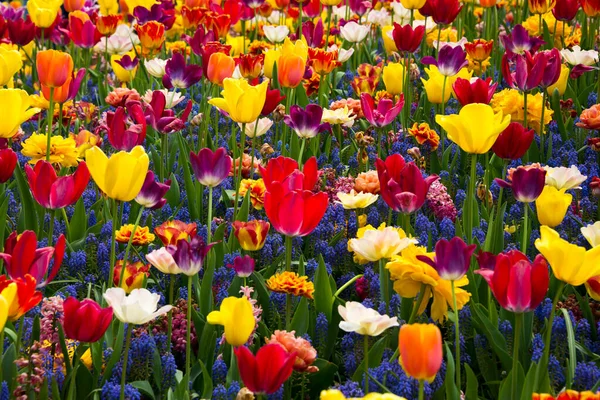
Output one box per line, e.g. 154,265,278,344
266,330,318,372
577,104,600,130
181,5,204,31
465,39,493,62
0,274,43,321
36,50,74,88
136,21,166,57
231,220,270,251
154,220,197,246
230,153,260,179
278,54,306,89
238,178,266,210
581,0,600,17
398,323,443,382
96,14,122,36
70,129,102,157
207,52,236,85
354,170,380,194
115,224,156,246
308,48,341,75
64,0,85,12
204,11,231,39
351,63,382,95
533,391,600,400
528,0,556,14
479,0,497,6
113,261,150,293
238,53,264,80
266,271,315,299
408,122,440,150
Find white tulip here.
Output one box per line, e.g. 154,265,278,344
263,25,290,43
348,226,417,261
338,302,399,336
142,89,185,108
560,46,599,66
144,58,168,78
582,222,600,248
544,165,587,190
103,288,173,325
340,21,370,43
146,248,184,275
238,117,274,138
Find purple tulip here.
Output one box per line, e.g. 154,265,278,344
242,0,264,8
167,235,214,276
186,27,216,57
115,54,139,71
135,170,171,209
501,50,546,92
360,93,404,128
231,255,255,278
539,48,562,88
162,53,203,90
302,20,324,48
348,0,371,16
421,45,469,77
499,24,544,56
418,237,476,281
495,165,546,203
190,147,233,187
571,64,597,79
133,3,176,30
144,90,193,134
284,104,330,139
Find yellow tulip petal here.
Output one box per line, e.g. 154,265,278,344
85,146,109,195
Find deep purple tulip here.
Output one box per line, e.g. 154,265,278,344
186,27,216,57
302,19,324,48
133,3,176,30
190,147,233,187
418,237,476,281
421,45,468,77
502,51,546,92
349,0,371,16
135,170,171,209
284,104,330,138
242,0,264,9
499,24,544,55
162,52,203,90
539,48,562,88
231,255,255,278
115,54,139,71
144,90,193,134
167,235,214,276
360,93,404,128
495,165,546,203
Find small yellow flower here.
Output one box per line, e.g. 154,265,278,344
357,214,367,228
238,178,266,210
21,133,79,167
115,224,156,246
491,89,554,133
267,271,315,299
426,27,458,47
504,224,517,234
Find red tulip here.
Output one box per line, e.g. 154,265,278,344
375,154,438,214
0,231,66,288
104,102,148,151
25,160,90,209
424,0,462,25
261,87,286,116
0,148,17,183
553,0,580,20
259,156,319,192
390,23,425,54
235,343,296,394
69,13,101,49
0,274,43,321
491,122,535,160
63,297,113,342
452,77,497,106
475,250,549,313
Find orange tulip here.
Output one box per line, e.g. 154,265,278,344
136,21,166,56
398,323,443,382
479,0,497,7
238,53,264,80
181,5,204,31
64,0,85,11
308,48,341,75
97,14,122,36
207,52,235,85
465,39,493,62
36,50,74,88
0,274,43,321
278,54,306,88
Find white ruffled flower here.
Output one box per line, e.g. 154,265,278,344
103,288,173,325
560,45,599,66
263,25,290,43
338,302,399,336
544,165,587,190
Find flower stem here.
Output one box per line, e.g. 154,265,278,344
363,335,369,394
167,276,175,352
185,275,193,389
539,91,546,161
511,312,523,400
523,91,528,131
285,235,293,329
408,283,427,324
46,87,55,162
207,186,213,244
379,258,389,312
298,138,307,168
451,279,461,391
521,203,529,255
120,206,144,286
233,123,246,221
465,154,477,244
418,380,424,400
119,324,133,400
107,200,119,295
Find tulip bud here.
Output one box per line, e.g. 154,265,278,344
0,148,17,183
590,177,600,198
398,323,443,382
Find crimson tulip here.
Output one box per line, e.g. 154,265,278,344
491,122,535,160
375,154,439,214
0,230,65,288
553,0,580,20
144,90,193,134
453,77,497,106
261,87,286,116
69,13,101,48
0,148,17,183
235,344,296,395
475,251,549,313
63,297,113,342
425,0,462,25
104,102,147,151
259,156,319,192
390,23,425,54
502,49,560,92
25,160,90,209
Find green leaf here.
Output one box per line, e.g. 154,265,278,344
14,164,38,231
470,303,512,371
76,361,95,399
164,172,180,208
131,381,155,400
314,255,333,321
69,198,87,242
561,308,577,388
235,190,251,222
57,323,72,375
308,359,338,398
251,272,272,320
177,134,198,221
465,364,478,400
352,336,388,381
499,362,524,400
290,297,309,336
2,344,16,391
444,342,460,400
520,362,538,400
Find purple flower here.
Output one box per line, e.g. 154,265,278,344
418,237,476,281
133,3,176,30
302,20,324,48
186,27,216,57
348,0,371,16
162,53,203,90
283,104,330,139
421,45,468,76
242,0,264,8
539,48,562,88
499,24,544,55
189,147,233,187
495,166,546,203
502,49,560,91
115,54,139,71
144,90,193,134
230,255,255,278
167,236,214,276
360,93,404,128
135,170,171,209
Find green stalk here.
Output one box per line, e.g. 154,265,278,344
185,275,193,389
539,91,547,161
511,312,523,400
466,154,478,244
119,206,144,286
207,186,213,244
379,258,390,311
451,280,461,391
107,200,119,293
232,123,246,221
167,277,175,352
521,203,529,255
418,380,424,400
119,324,133,400
408,283,428,324
364,335,370,394
285,235,293,329
46,87,55,162
298,138,307,168
523,91,528,131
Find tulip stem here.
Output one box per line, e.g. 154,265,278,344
363,335,369,394
107,200,119,298
511,312,523,400
451,279,461,391
46,87,55,162
285,235,293,329
379,258,390,312
167,276,174,353
185,275,193,391
408,283,427,324
523,91,528,133
418,380,424,400
325,6,332,50
539,91,547,162
298,138,307,168
47,209,55,245
119,324,133,400
233,124,246,222
120,206,144,287
521,203,529,256
465,154,477,244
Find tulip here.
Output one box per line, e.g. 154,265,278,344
63,297,113,342
308,48,341,75
0,230,65,288
360,93,404,128
553,0,580,20
382,62,405,95
6,18,36,47
263,25,289,43
278,54,306,89
230,255,255,278
41,68,86,105
238,53,264,80
69,12,102,48
144,90,193,134
113,261,149,293
0,283,16,332
453,77,497,106
235,344,296,394
103,287,173,325
0,274,42,321
491,122,535,160
418,237,476,281
263,48,281,79
502,49,561,92
111,53,138,83
499,24,544,56
136,21,166,56
398,323,443,382
207,296,255,346
25,160,90,209
209,78,269,123
85,145,150,202
166,235,214,276
96,14,122,36
390,23,424,53
206,52,236,86
581,221,600,247
422,45,468,77
465,39,494,62
162,53,203,90
64,0,85,12
0,148,17,183
27,0,61,28
496,165,546,203
401,0,426,8
135,170,170,209
581,0,600,16
146,247,184,274
544,165,587,190
338,301,399,336
104,102,147,151
154,220,197,246
340,21,370,43
0,47,22,87
36,50,74,88
427,0,462,25
348,226,416,262
529,0,555,14
436,103,511,154
421,66,472,104
261,88,286,116
189,147,232,188
375,154,439,214
284,105,331,139
144,58,167,79
547,64,569,96
232,220,270,251
535,186,572,227
336,190,379,209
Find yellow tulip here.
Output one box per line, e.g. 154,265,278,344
400,0,426,8
110,52,138,83
263,48,281,79
85,145,150,201
421,65,472,104
27,0,62,28
125,0,158,11
208,78,268,124
0,48,22,87
535,225,600,286
98,0,119,15
535,186,572,228
0,283,17,332
381,26,398,55
207,296,255,347
226,35,246,57
0,89,41,139
382,62,405,95
281,37,308,63
547,64,569,96
435,103,511,154
320,389,407,400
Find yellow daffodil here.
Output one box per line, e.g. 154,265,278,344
21,133,79,167
0,283,17,332
382,62,405,95
0,48,22,87
207,296,255,347
535,225,600,286
27,0,62,28
421,65,472,104
0,89,40,138
85,145,150,201
535,186,572,228
436,103,511,154
208,78,268,124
